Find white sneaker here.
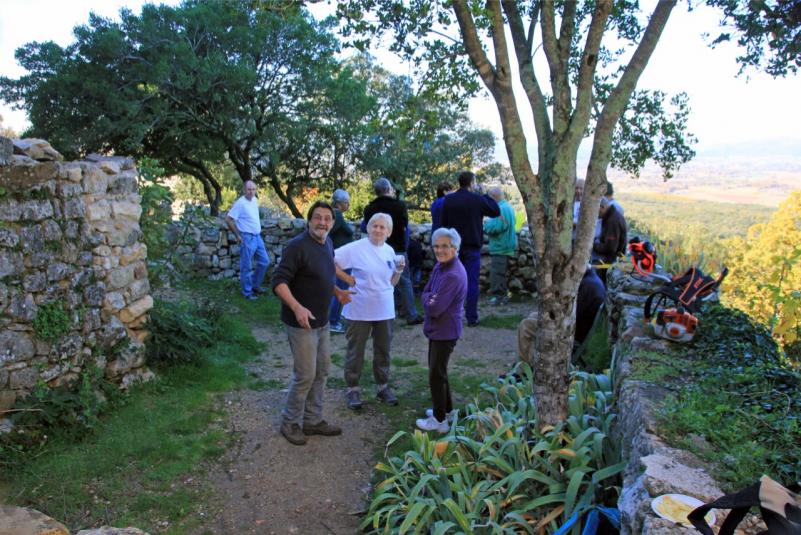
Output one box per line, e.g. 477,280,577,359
416,415,449,433
425,408,455,422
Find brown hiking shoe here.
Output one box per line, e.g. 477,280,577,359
302,420,342,436
280,421,307,445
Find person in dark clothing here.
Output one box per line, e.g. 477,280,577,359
592,197,627,284
362,177,422,325
575,267,606,345
328,189,354,334
430,181,453,232
407,236,424,294
440,171,500,326
271,201,352,446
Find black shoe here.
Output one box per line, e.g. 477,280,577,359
303,420,342,436
252,287,267,295
280,422,307,446
467,320,480,327
406,317,423,326
376,387,399,406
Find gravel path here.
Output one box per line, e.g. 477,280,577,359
206,300,531,534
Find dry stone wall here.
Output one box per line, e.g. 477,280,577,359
606,264,765,534
0,138,152,413
171,213,538,293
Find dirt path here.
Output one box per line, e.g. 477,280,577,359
206,300,530,534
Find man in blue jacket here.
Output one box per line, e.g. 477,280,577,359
441,171,500,326
484,187,517,306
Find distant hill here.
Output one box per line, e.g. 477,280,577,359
606,146,801,207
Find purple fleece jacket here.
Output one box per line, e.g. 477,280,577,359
422,257,468,340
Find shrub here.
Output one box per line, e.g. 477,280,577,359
0,366,120,467
145,298,226,367
32,301,71,343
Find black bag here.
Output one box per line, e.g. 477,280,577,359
643,266,728,321
688,475,801,535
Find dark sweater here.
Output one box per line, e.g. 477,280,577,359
363,195,409,253
440,188,500,249
271,231,335,329
422,257,468,340
592,205,627,264
329,209,354,249
575,268,606,344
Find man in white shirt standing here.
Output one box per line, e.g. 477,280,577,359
225,180,270,300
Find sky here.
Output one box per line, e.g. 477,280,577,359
2,0,800,163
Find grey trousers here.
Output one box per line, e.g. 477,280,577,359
344,319,393,388
281,324,330,426
489,255,509,296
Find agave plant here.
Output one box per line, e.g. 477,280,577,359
360,365,624,534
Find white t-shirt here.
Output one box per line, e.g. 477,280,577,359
335,238,397,321
228,196,261,234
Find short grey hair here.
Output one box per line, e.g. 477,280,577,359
332,188,350,204
488,186,504,201
599,196,611,209
431,227,461,252
374,177,393,196
367,212,393,233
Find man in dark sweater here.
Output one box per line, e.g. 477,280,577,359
575,267,606,345
272,201,352,446
362,177,422,325
592,197,627,284
440,171,500,326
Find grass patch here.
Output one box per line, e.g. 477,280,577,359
629,350,685,382
479,314,524,330
0,278,265,533
391,357,418,367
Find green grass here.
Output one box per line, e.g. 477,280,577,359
479,313,524,330
0,278,266,533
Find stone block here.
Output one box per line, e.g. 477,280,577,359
0,158,58,190
107,170,138,195
46,262,70,281
119,243,146,265
0,228,19,248
104,291,126,312
81,164,109,194
84,284,107,308
59,163,83,182
76,527,149,535
8,292,36,321
111,200,142,219
99,316,127,348
0,200,22,221
107,264,135,290
9,366,38,389
57,181,83,198
0,250,23,279
11,138,63,161
62,197,86,218
41,219,62,241
128,278,150,301
18,199,53,221
119,295,153,323
0,330,35,365
22,271,46,292
133,261,147,279
86,199,111,221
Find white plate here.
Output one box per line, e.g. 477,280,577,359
651,493,716,526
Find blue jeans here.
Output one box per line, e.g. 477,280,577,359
281,325,331,426
393,253,420,320
239,232,270,297
328,269,351,326
459,247,481,324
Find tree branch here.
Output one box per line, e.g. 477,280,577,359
452,0,498,96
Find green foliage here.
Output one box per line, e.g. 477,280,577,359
0,366,121,467
145,298,227,367
479,314,524,330
657,304,801,490
579,310,612,373
32,301,71,343
137,157,173,260
361,367,624,533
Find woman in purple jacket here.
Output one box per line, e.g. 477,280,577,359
416,228,468,433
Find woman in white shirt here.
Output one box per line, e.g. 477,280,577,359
335,212,404,410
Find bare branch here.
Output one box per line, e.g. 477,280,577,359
452,0,498,95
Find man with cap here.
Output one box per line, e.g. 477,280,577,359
328,189,354,333
362,177,423,326
225,180,270,300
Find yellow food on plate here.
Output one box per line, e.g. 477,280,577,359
655,495,695,524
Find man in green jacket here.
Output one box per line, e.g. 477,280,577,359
484,187,517,306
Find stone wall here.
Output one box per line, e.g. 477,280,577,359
170,213,538,293
0,138,153,413
606,264,764,534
